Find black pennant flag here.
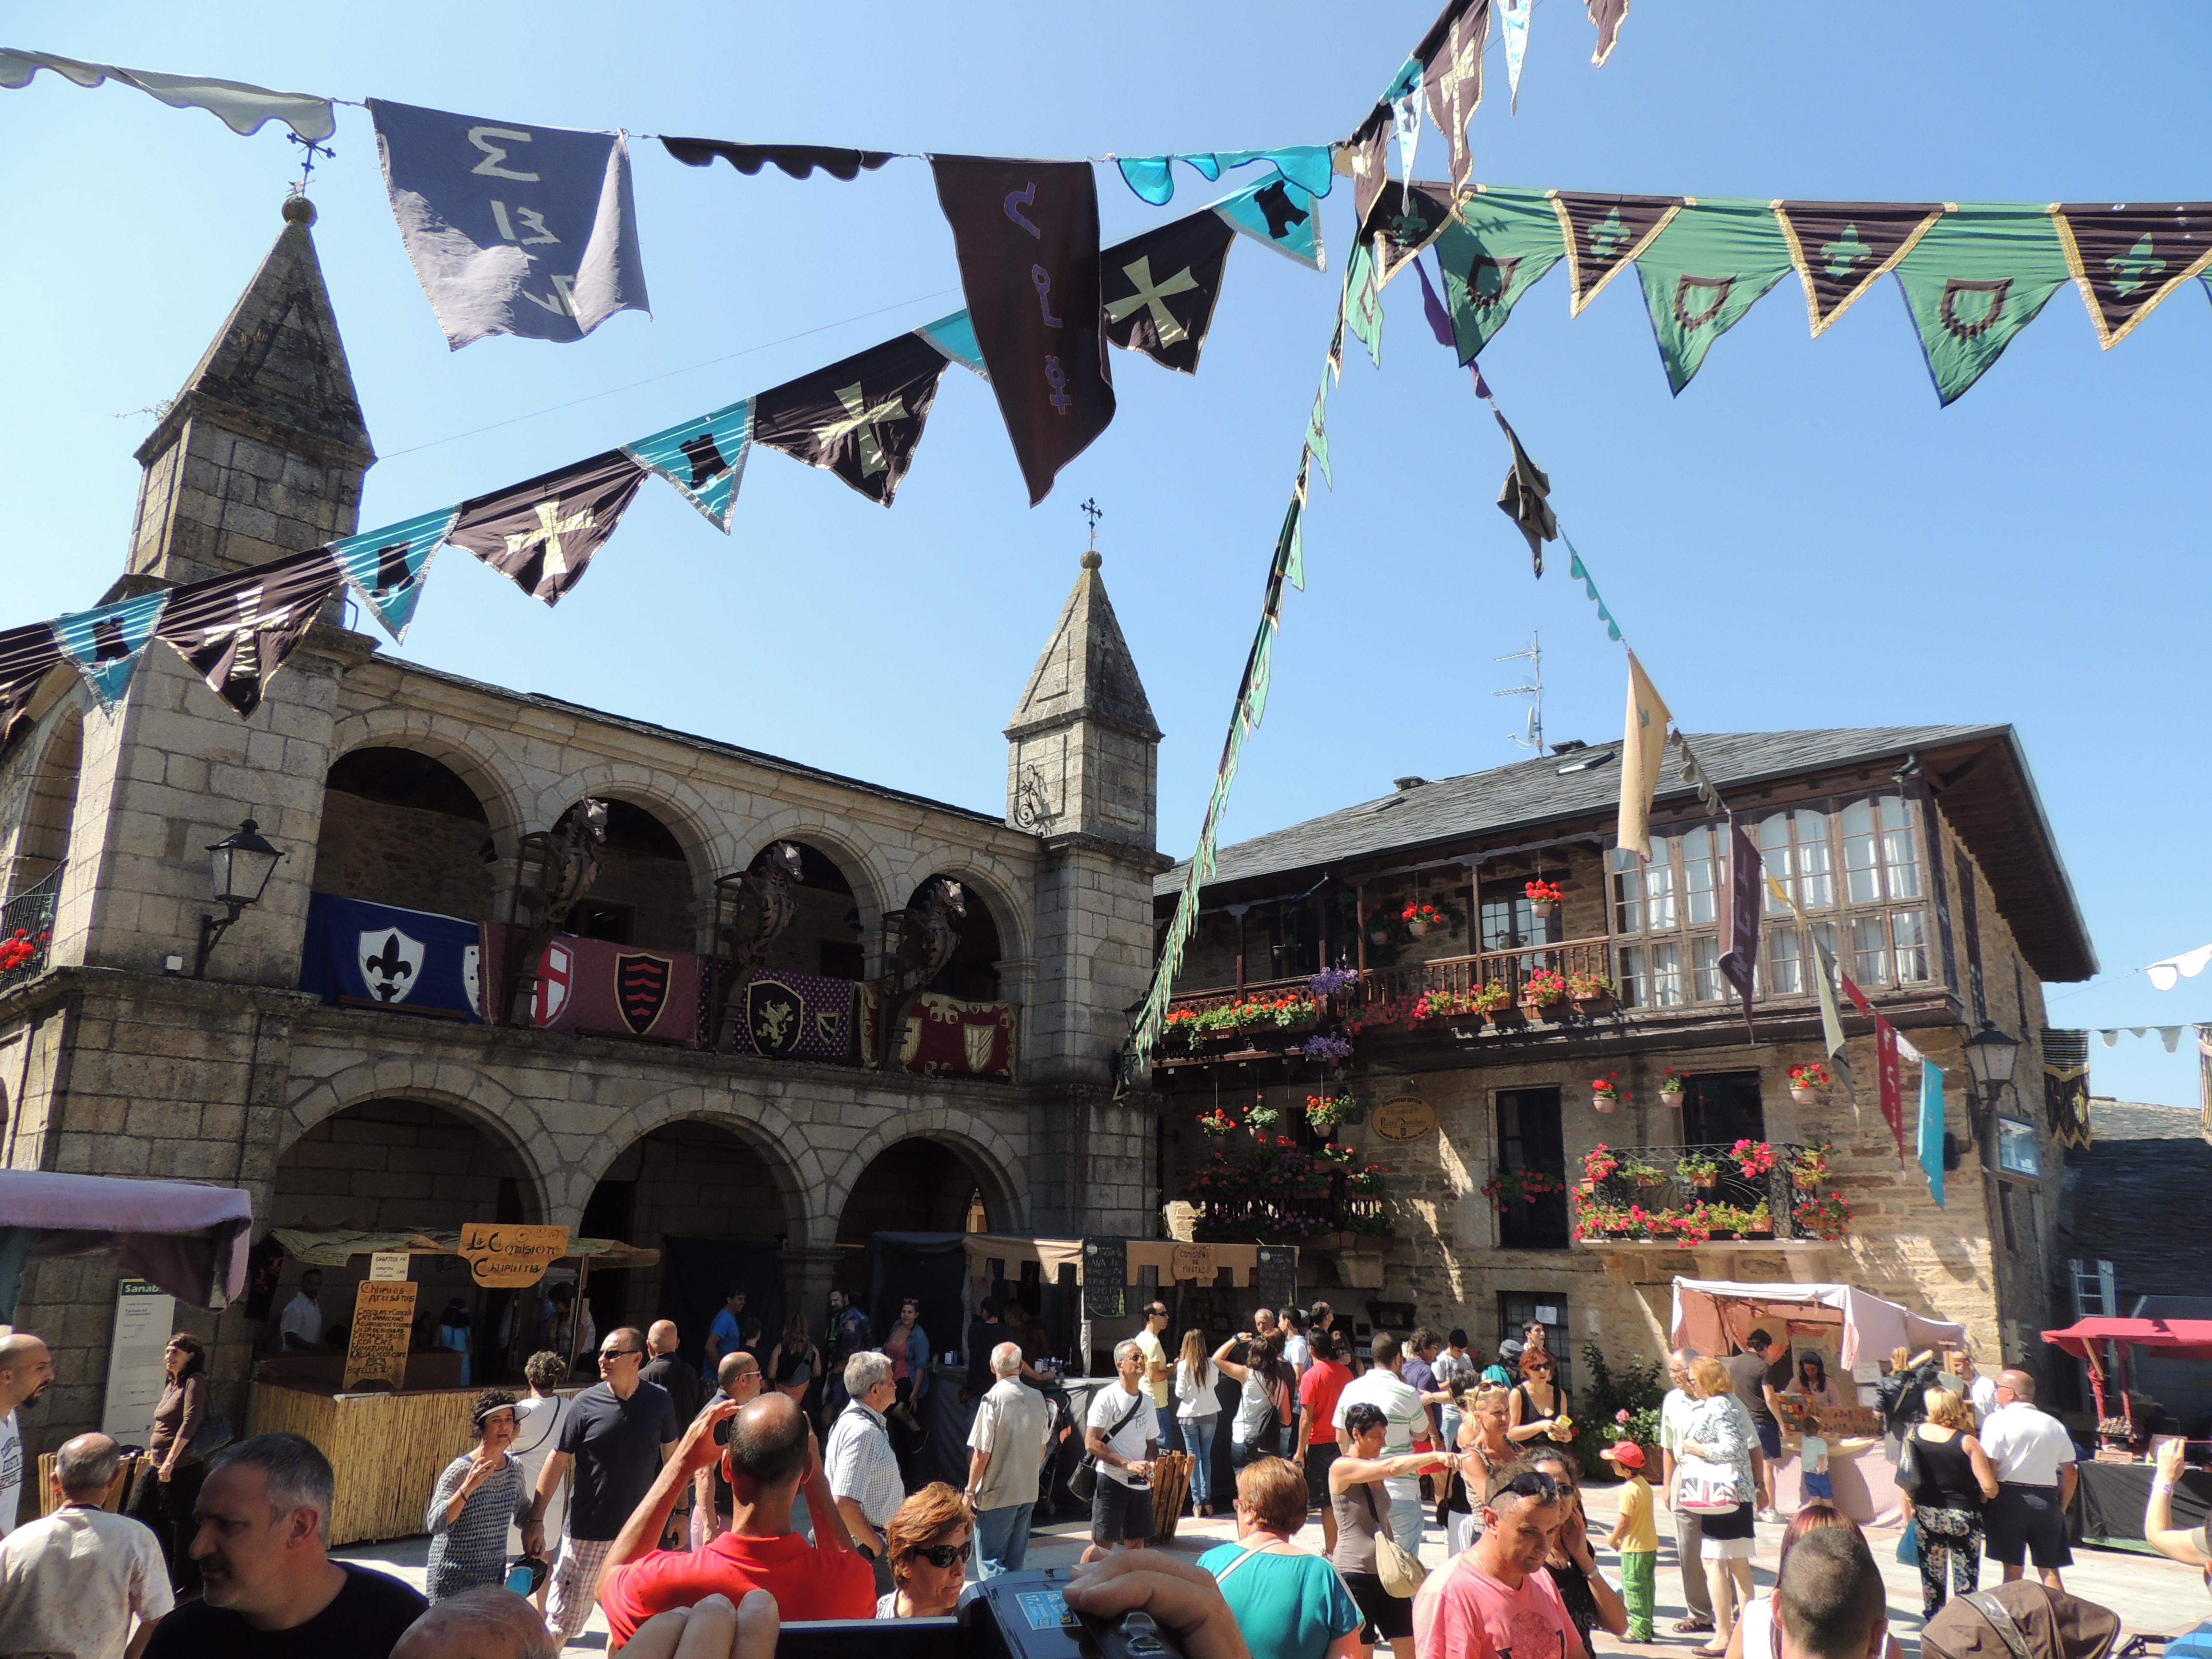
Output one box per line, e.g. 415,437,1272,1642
1360,181,1458,289
448,450,650,606
2052,201,2212,349
1346,102,1394,231
0,622,63,748
1551,191,1683,314
1417,0,1491,192
1493,411,1557,577
1775,201,1944,337
930,156,1115,506
1101,211,1237,374
659,138,893,180
752,331,950,507
156,549,342,717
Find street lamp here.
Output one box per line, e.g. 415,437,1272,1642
1960,1019,2022,1147
194,818,285,977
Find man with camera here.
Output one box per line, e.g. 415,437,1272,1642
1082,1341,1160,1565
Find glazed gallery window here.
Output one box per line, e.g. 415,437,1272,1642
1611,826,1722,1008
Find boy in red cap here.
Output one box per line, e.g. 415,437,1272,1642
1603,1439,1658,1641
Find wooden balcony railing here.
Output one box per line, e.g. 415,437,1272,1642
1351,938,1614,1013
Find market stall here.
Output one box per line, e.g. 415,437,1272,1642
0,1171,252,1320
2044,1316,2212,1547
1671,1276,1969,1527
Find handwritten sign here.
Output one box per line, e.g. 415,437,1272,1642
1370,1096,1437,1142
458,1223,571,1288
1169,1243,1218,1285
1253,1247,1298,1315
368,1251,412,1282
1082,1237,1127,1319
342,1280,417,1391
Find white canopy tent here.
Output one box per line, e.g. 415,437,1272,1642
1669,1276,1968,1370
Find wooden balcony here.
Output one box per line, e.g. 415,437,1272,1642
1351,938,1614,1012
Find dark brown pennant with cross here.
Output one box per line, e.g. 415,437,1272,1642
1100,210,1237,375
2051,202,2212,349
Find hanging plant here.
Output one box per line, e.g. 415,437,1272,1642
1731,1139,1779,1179
1787,1142,1833,1185
1791,1191,1851,1240
1346,1162,1389,1196
1402,901,1450,939
1583,1145,1621,1184
1246,1096,1283,1131
1480,1168,1564,1210
1788,1062,1830,1104
1525,878,1565,921
1197,1106,1237,1137
1590,1073,1622,1113
1306,1093,1364,1130
1301,1032,1354,1066
1658,1068,1687,1102
1310,966,1361,999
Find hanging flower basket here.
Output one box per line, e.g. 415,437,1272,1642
1659,1070,1686,1106
1788,1062,1830,1106
1197,1107,1237,1136
1402,902,1449,940
1525,878,1565,923
1590,1074,1621,1114
1731,1139,1779,1179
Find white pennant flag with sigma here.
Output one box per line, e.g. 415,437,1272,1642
368,98,649,349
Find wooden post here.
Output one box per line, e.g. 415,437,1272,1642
566,1255,591,1376
1355,884,1368,973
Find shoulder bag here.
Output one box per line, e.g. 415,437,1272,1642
1894,1429,1925,1499
1070,1391,1147,1505
1362,1481,1428,1598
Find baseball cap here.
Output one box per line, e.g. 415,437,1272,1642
1599,1441,1646,1471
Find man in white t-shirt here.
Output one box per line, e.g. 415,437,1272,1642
0,1431,172,1655
1334,1330,1425,1553
0,1333,55,1537
1657,1348,1715,1634
279,1270,325,1352
1082,1341,1158,1564
1980,1369,2079,1590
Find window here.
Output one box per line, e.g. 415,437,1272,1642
1498,1293,1572,1395
1495,1088,1568,1250
1612,832,1721,1009
1996,1116,2042,1178
1682,1071,1767,1147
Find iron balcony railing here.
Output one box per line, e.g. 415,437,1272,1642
0,868,60,990
1569,1140,1842,1244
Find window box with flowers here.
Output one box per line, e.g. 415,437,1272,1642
1590,1074,1623,1114
1581,1146,1622,1190
1480,1167,1565,1212
1791,1191,1851,1240
1731,1139,1778,1179
1788,1062,1830,1105
1676,1150,1722,1189
1519,967,1568,1016
1786,1142,1833,1186
1525,878,1566,923
1412,986,1487,1023
1658,1069,1686,1106
1567,971,1615,1014
1163,1007,1200,1048
1617,1157,1670,1194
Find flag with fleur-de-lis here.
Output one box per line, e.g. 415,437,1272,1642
446,450,650,604
1100,210,1237,375
1551,190,1683,315
156,547,344,716
751,331,951,507
2050,201,2212,350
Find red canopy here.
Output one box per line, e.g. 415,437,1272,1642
2043,1317,2212,1363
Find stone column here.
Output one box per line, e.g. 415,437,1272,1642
782,1246,843,1345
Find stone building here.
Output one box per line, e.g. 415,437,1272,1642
1150,726,2094,1391
0,200,1167,1451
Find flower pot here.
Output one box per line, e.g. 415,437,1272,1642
1367,927,1389,946
1485,1005,1524,1030
1530,899,1557,922
1570,994,1613,1017
1591,1093,1617,1113
1522,997,1561,1022
1659,1089,1685,1108
1789,1085,1817,1105
1406,918,1430,939
1692,1173,1719,1190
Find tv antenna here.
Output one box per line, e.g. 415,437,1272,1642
1495,631,1545,754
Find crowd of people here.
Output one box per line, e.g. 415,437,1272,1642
0,1300,2141,1659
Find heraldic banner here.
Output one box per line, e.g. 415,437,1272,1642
724,967,855,1063
481,924,708,1045
300,893,483,1021
858,986,1016,1080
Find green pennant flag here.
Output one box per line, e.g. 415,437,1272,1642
1893,205,2070,406
1632,198,1794,395
1434,184,1565,364
1305,376,1333,489
1346,240,1383,368
1240,613,1279,733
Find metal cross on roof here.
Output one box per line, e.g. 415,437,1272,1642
1081,497,1103,547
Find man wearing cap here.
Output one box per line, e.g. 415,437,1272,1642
1484,1338,1522,1390
1603,1440,1658,1642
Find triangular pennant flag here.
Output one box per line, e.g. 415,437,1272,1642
1214,173,1325,270
1416,0,1490,191
914,310,988,377
1116,148,1332,207
1617,649,1672,860
2050,202,2212,349
1892,205,2070,406
1499,0,1531,111
752,331,950,507
156,549,342,717
622,401,753,533
0,622,64,748
1587,0,1629,64
1435,185,1566,364
1305,373,1334,489
1360,181,1458,290
2162,1026,2185,1053
1632,198,1795,395
1774,201,1944,337
49,590,169,708
1551,191,1683,315
448,451,649,604
1101,209,1238,374
1391,88,1423,207
1270,495,1304,598
1717,813,1761,1028
1565,547,1622,642
1240,612,1279,735
329,507,460,640
1346,102,1393,231
1493,410,1556,573
1346,240,1384,368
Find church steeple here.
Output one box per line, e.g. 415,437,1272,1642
125,194,374,586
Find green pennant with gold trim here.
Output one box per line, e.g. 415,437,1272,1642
1434,184,1563,364
1892,205,2069,406
1632,198,1794,395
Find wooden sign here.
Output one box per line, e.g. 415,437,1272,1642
458,1223,571,1288
1169,1243,1218,1285
342,1280,417,1391
1370,1096,1437,1142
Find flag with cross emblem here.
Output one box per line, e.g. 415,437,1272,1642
931,155,1116,506
622,398,753,531
751,331,952,506
329,505,460,640
447,450,650,604
1100,210,1237,375
156,547,344,717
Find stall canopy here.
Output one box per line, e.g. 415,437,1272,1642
270,1228,657,1269
2043,1317,2212,1363
961,1234,1272,1287
1671,1276,1968,1368
0,1171,252,1320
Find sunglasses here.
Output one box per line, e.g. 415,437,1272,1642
1490,1470,1563,1503
599,1347,643,1360
910,1542,966,1569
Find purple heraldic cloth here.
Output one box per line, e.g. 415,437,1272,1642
728,969,856,1062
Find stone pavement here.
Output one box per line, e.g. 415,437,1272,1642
337,1480,2206,1654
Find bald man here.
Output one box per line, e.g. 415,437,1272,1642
0,1333,55,1537
1980,1369,2079,1589
693,1351,765,1549
638,1321,704,1548
392,1586,557,1659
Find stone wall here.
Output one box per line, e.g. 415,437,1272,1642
310,793,496,920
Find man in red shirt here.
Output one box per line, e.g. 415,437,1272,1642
1298,1330,1355,1552
1414,1463,1584,1659
598,1391,873,1642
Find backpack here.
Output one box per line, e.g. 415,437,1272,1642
1923,1584,2121,1659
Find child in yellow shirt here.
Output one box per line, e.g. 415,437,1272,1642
1603,1440,1659,1642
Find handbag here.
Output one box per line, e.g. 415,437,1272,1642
1897,1517,1921,1566
1895,1431,1924,1500
1674,1452,1744,1515
1070,1392,1147,1504
184,1411,232,1462
1238,1378,1287,1453
1363,1482,1428,1598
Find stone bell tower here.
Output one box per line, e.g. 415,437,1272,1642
1007,548,1167,1083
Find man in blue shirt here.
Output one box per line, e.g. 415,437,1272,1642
701,1288,747,1382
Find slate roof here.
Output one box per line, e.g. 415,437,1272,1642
1156,723,2097,981
2059,1100,2212,1304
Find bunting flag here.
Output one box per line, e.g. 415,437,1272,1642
1304,348,1335,489
1214,174,1325,270
0,48,335,140
930,156,1115,506
914,309,989,377
1346,103,1394,229
447,451,649,604
2050,202,2212,349
330,506,459,641
49,590,169,709
621,400,753,532
1416,0,1491,191
1101,210,1237,374
1838,972,1907,1161
0,623,64,748
1893,205,2070,406
1587,0,1630,64
658,138,893,180
1616,649,1672,861
1435,185,1565,363
1361,181,1458,289
1492,411,1556,572
1115,147,1333,206
156,549,342,718
1346,239,1385,368
752,331,950,506
1390,81,1424,206
1774,201,1943,337
367,98,649,349
1499,0,1531,111
1918,1056,1947,1208
1671,732,1726,815
1716,812,1761,1026
1565,546,1622,641
1552,190,1683,315
1632,198,1795,394
1415,257,1455,347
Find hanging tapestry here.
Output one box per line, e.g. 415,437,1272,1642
1101,210,1238,374
1631,198,1794,394
481,924,708,1045
622,400,753,532
930,155,1115,505
300,892,484,1021
156,549,341,717
1415,0,1491,191
1892,205,2070,406
1552,190,1683,315
857,986,1016,1078
1434,184,1564,363
447,450,650,604
751,330,951,506
329,506,459,641
658,138,893,180
49,590,168,709
724,967,855,1062
1214,174,1325,270
367,98,648,349
2050,201,2212,349
1774,201,1943,337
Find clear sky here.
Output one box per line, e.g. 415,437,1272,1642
5,2,2208,1107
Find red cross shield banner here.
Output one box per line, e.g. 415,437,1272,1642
530,941,574,1026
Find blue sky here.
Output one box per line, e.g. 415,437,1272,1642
5,2,2208,1107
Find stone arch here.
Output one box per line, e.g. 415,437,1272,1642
733,836,871,984
903,867,1018,1000
324,709,532,848
535,766,721,887
825,1111,1026,1240
8,705,83,896
921,860,1031,968
564,1082,822,1243
314,746,499,919
732,815,893,947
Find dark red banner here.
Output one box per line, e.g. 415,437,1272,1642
482,924,707,1046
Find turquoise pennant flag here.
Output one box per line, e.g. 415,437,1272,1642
1565,542,1623,642
49,590,169,709
1917,1058,1946,1208
330,506,460,642
622,399,754,533
914,309,988,378
1214,174,1325,271
1118,147,1332,206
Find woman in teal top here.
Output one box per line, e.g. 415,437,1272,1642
1199,1455,1363,1659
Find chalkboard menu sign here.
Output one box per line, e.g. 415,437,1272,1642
1253,1245,1297,1315
1082,1237,1127,1319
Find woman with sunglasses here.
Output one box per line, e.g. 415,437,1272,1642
1329,1400,1453,1645
425,1389,531,1601
1440,1385,1515,1556
1521,1445,1629,1654
1679,1358,1758,1659
878,1483,972,1618
1506,1348,1573,1446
